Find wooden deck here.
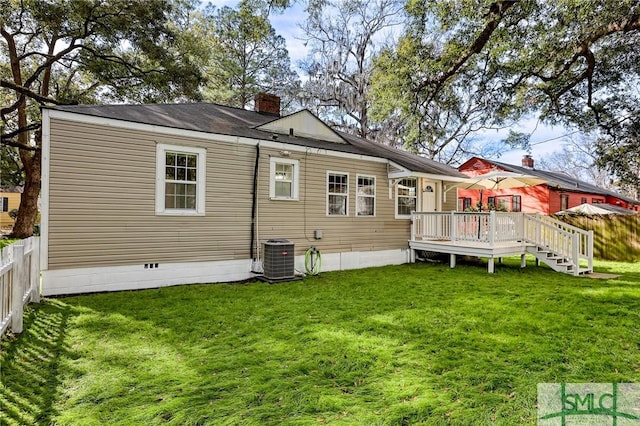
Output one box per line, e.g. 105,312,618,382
410,239,531,273
409,212,594,275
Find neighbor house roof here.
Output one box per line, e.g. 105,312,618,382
47,103,467,179
0,186,23,193
462,157,638,205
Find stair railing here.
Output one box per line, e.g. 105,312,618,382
523,214,594,274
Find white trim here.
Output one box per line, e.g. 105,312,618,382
156,143,206,215
269,157,300,200
326,171,349,216
40,109,51,270
356,174,376,217
42,248,410,295
41,259,253,296
294,248,409,272
46,110,389,164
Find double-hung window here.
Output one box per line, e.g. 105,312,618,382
156,144,206,215
356,175,375,216
396,178,417,218
327,172,348,216
0,197,8,212
512,195,522,212
269,157,299,200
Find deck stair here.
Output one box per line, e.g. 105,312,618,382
528,247,577,275
523,214,594,276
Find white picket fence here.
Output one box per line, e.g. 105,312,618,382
0,237,40,338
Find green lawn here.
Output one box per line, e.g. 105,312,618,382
1,258,640,425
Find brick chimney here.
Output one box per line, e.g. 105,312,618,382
254,92,280,116
522,154,534,169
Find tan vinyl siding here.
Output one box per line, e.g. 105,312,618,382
48,119,255,269
442,182,459,212
48,119,413,269
257,148,410,256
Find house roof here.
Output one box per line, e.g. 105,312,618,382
47,103,467,179
462,157,638,204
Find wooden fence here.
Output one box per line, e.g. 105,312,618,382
553,214,640,261
1,237,40,338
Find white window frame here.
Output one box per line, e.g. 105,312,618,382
326,171,349,216
156,143,206,216
269,157,299,200
395,177,417,219
356,174,376,217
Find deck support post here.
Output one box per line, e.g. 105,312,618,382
488,257,495,273
449,253,456,268
535,257,540,266
520,254,526,268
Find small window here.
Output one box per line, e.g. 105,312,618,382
592,198,604,204
561,194,569,210
581,197,587,204
0,197,8,212
496,196,510,211
462,197,471,210
269,157,299,200
396,178,417,218
487,196,496,209
458,197,472,211
327,172,348,216
356,175,375,216
156,144,206,215
512,195,521,212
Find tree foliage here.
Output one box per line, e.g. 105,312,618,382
595,119,640,199
371,0,640,167
299,0,403,140
202,0,300,110
1,0,205,237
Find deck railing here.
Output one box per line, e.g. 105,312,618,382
1,237,40,338
411,211,524,245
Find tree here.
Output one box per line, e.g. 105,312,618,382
202,1,300,110
299,0,404,140
0,145,23,187
596,118,640,200
537,133,614,190
1,0,205,238
380,0,640,167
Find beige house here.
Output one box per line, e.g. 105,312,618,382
0,187,22,233
40,94,469,295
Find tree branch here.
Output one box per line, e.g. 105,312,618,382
416,0,518,94
1,123,42,151
0,80,66,105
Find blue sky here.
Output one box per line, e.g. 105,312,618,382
216,0,566,166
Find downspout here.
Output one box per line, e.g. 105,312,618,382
250,143,262,272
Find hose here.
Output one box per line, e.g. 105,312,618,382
304,246,322,276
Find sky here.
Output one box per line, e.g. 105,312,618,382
217,1,568,167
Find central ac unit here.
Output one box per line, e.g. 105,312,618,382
263,239,295,280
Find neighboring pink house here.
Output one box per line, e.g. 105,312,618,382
457,156,639,214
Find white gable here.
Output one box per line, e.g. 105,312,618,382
256,110,346,144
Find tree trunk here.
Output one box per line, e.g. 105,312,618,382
11,150,41,238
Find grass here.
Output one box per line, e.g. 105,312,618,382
1,257,640,425
0,238,19,250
